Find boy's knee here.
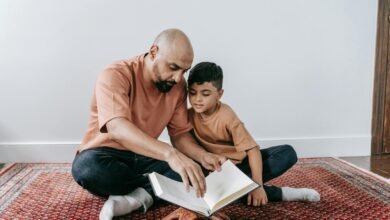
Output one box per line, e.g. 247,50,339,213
282,144,297,167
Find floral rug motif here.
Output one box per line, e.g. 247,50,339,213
0,158,389,219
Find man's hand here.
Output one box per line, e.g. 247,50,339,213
247,187,268,206
166,148,207,198
200,152,227,172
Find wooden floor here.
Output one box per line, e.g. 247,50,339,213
339,154,390,179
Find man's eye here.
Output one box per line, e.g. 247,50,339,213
203,94,210,96
170,66,179,70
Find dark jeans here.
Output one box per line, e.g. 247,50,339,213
71,144,297,203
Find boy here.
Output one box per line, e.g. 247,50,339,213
187,62,320,206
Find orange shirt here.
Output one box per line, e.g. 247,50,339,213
189,102,258,163
78,54,192,153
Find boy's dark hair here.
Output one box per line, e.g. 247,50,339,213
188,62,223,90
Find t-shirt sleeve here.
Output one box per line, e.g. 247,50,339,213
229,115,258,152
167,84,193,137
95,66,132,133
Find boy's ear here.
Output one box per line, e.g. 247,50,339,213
218,89,224,99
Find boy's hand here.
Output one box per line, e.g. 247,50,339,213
200,152,226,172
247,187,268,206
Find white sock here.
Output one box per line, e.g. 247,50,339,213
99,188,153,220
281,187,320,202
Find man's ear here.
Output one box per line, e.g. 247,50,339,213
218,89,224,100
149,45,159,59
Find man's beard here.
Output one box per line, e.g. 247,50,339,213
155,80,176,93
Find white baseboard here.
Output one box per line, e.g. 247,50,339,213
0,143,80,163
0,136,371,162
258,136,371,158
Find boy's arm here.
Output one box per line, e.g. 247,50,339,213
247,146,268,206
247,146,263,185
171,131,226,171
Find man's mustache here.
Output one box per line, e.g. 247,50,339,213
165,80,176,86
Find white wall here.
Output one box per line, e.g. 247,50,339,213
0,0,378,162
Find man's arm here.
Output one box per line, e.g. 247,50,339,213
171,131,226,172
106,117,206,197
107,117,171,160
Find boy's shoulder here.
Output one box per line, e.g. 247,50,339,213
219,102,234,113
218,102,240,121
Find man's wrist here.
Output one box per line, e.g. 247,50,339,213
163,145,176,161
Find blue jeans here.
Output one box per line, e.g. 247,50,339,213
71,144,297,202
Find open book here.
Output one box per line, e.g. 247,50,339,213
148,160,259,217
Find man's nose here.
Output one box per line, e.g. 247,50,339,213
172,71,182,83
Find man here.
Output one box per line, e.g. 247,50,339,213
71,29,226,219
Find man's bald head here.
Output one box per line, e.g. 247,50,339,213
152,28,194,60
146,29,194,93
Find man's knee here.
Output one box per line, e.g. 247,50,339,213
71,150,106,196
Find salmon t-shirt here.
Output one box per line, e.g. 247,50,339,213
78,53,193,153
189,102,258,163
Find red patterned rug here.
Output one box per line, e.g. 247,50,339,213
0,158,389,219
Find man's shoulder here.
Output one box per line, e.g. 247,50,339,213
99,54,145,81
105,54,144,72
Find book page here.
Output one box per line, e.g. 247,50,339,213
210,184,258,212
203,160,256,210
149,172,210,215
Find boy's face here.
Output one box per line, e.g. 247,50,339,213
189,82,223,115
